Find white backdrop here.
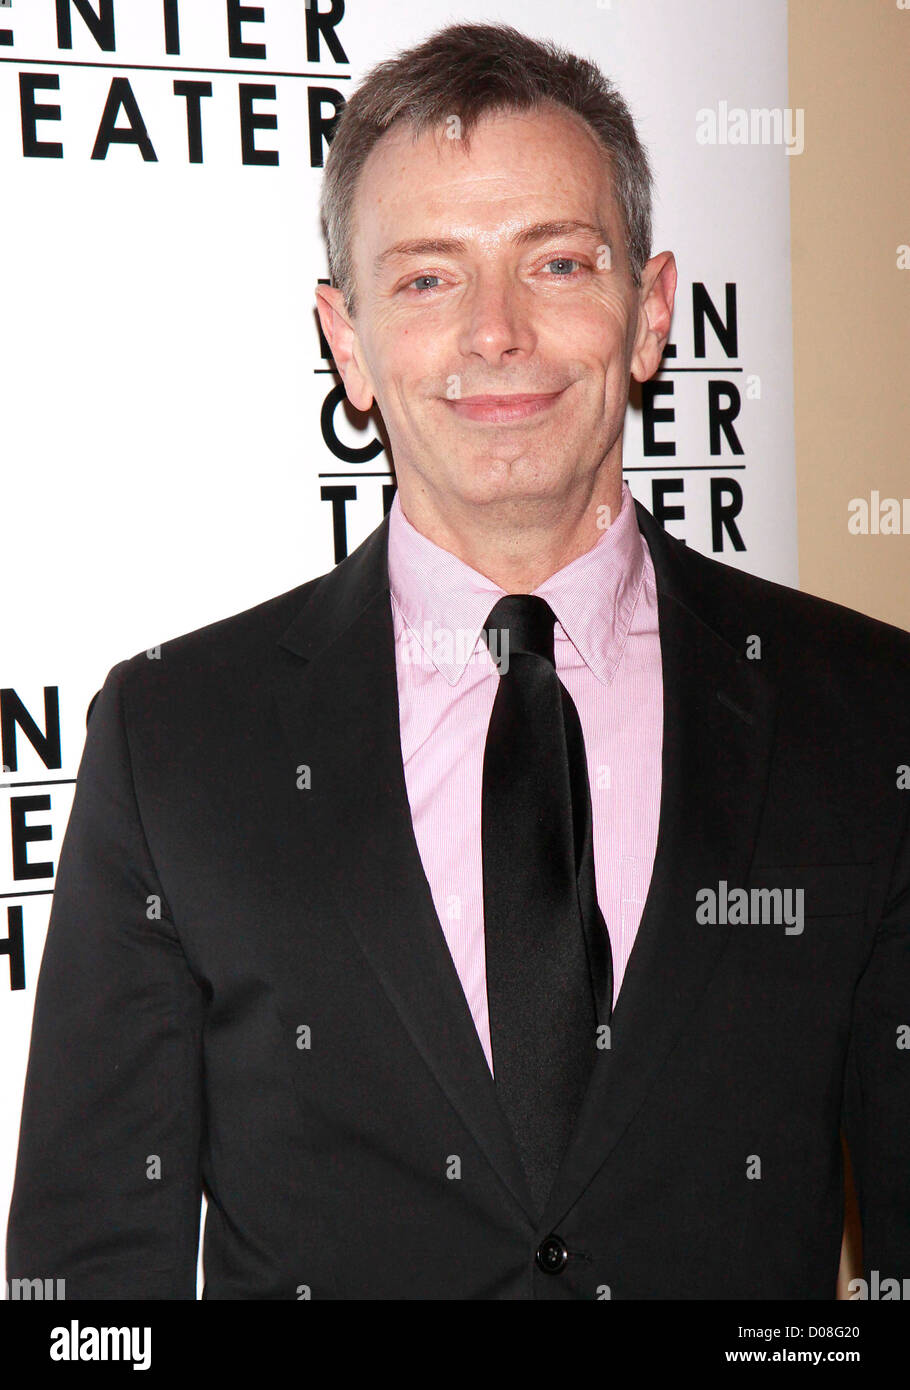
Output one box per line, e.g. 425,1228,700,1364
1,0,797,1294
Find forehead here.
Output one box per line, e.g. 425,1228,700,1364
355,104,620,250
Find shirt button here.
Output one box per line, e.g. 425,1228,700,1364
535,1234,569,1274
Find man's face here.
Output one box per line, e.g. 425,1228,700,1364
318,104,672,521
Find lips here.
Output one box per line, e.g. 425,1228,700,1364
444,390,564,423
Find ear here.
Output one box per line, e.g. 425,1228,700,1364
630,251,678,384
315,284,376,412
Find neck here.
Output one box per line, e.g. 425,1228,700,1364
395,469,624,594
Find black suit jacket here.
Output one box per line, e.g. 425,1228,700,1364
6,500,910,1299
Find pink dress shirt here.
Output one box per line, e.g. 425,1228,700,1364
387,480,663,1075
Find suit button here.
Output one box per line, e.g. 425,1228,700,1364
535,1234,569,1274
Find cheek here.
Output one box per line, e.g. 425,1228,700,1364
374,311,439,364
544,290,628,353
361,320,422,387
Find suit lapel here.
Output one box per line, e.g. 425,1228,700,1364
538,501,779,1232
270,516,538,1223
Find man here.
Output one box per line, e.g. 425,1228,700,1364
6,22,909,1300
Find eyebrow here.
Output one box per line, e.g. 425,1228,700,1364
373,220,611,273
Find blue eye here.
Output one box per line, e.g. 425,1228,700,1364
546,258,581,276
409,275,441,293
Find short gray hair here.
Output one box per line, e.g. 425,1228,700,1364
319,22,654,318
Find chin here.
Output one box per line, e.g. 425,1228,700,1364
449,460,569,506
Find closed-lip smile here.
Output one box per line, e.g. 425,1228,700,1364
444,389,566,423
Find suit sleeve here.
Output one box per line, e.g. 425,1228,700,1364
842,791,910,1284
5,660,205,1299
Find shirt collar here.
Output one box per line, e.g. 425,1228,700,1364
387,479,646,686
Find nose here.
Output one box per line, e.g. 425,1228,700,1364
456,269,537,365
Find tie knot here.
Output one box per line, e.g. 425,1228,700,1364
480,594,556,669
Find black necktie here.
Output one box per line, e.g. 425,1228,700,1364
480,594,613,1216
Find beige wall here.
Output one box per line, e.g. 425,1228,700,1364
789,1,910,1296
789,0,910,632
